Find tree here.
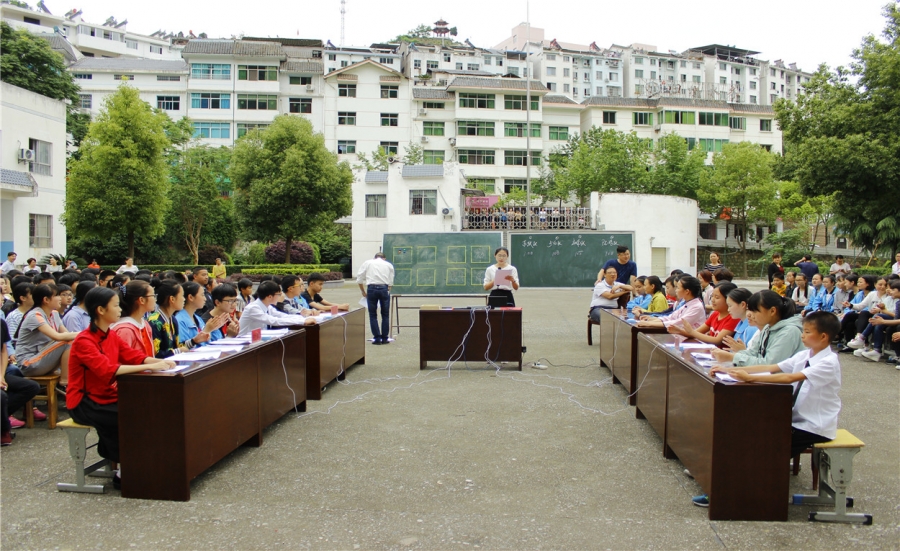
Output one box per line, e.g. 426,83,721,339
775,4,900,256
697,142,780,277
231,115,353,264
65,85,172,258
0,21,89,146
647,133,707,199
168,145,227,264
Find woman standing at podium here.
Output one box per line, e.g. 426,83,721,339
483,247,519,307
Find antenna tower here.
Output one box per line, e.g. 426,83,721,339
340,0,346,48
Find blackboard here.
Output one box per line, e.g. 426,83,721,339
508,232,634,288
383,232,503,295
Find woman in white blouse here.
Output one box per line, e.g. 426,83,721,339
483,247,519,307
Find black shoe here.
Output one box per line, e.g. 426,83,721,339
112,474,121,490
381,338,390,345
371,339,383,345
886,356,899,364
838,346,852,354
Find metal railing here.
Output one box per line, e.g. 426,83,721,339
461,207,593,231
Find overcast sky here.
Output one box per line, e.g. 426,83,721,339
50,0,891,73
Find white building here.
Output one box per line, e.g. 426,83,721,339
0,82,68,263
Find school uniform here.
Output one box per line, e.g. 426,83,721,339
238,299,310,337
777,347,842,457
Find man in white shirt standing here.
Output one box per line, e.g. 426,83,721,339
116,257,139,274
0,252,16,276
357,252,394,345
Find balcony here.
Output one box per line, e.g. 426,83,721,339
462,207,592,231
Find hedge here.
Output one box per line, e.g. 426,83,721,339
228,271,344,283
99,264,342,275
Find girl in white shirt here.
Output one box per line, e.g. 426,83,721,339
482,247,519,307
792,274,810,308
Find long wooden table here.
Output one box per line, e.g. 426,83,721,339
419,308,523,370
118,330,307,501
298,308,366,400
597,308,666,405
635,333,793,521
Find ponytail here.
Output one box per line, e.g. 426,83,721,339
748,290,795,321
15,283,57,340
119,280,151,317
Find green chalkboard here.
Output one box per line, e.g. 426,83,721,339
384,232,503,294
508,232,634,288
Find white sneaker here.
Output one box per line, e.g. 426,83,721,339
861,349,882,362
853,348,867,357
847,335,867,349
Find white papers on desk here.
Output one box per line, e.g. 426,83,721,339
692,353,716,368
172,349,222,362
312,314,333,323
714,372,739,382
208,337,251,345
161,364,192,373
493,269,512,287
208,345,246,353
665,342,714,350
261,329,289,337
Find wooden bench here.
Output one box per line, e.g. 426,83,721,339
23,374,60,429
56,418,115,494
791,429,872,525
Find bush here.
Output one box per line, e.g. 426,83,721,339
97,263,342,275
248,242,268,265
264,240,315,264
304,223,352,264
229,270,344,282
198,245,229,265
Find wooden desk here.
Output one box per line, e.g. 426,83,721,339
391,294,489,336
597,308,666,405
300,308,366,400
118,330,307,501
635,333,793,521
419,308,522,370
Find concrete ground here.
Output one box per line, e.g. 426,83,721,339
2,282,898,550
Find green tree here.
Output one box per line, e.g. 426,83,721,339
0,21,89,146
231,115,353,264
647,133,707,199
65,85,172,258
403,142,423,165
168,145,229,264
697,142,779,277
775,4,900,255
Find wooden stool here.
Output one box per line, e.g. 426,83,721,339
56,418,114,494
587,317,599,345
792,429,872,525
792,447,819,490
23,373,60,429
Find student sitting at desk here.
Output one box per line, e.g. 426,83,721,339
111,280,157,358
625,276,652,312
636,275,706,330
202,284,241,340
239,281,316,337
711,290,804,366
698,311,843,508
67,287,174,489
589,266,631,323
302,273,349,312
718,288,759,353
173,282,228,349
276,276,317,317
668,282,739,347
631,276,668,317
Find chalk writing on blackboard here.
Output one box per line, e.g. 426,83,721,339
572,236,586,247
547,237,562,248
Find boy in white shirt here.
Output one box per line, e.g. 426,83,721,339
239,281,316,337
697,311,842,508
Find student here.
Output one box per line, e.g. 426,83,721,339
802,274,826,315
631,276,668,316
15,284,78,387
22,258,39,277
146,281,189,358
56,284,73,318
98,270,117,288
794,255,820,280
108,280,157,358
115,257,139,275
699,311,843,508
704,252,725,273
602,246,638,307
668,282,739,347
636,275,706,330
174,282,227,349
482,247,520,307
1,252,17,276
45,257,62,274
829,255,852,276
62,281,97,333
589,266,632,323
86,259,100,270
202,284,241,340
1,277,15,315
850,280,900,362
109,274,132,290
697,270,715,311
277,276,316,317
838,275,874,350
34,272,55,286
767,252,785,286
6,282,35,357
844,276,892,350
1,319,40,445
664,276,678,303
847,277,897,355
711,268,734,284
784,271,798,300
625,276,652,312
791,273,810,309
236,278,253,319
239,281,316,336
771,273,787,297
719,287,759,353
211,258,227,282
190,267,215,316
831,275,851,316
67,286,174,487
711,291,804,366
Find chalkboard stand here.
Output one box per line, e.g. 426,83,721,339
390,294,489,337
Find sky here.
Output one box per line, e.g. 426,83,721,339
43,0,891,73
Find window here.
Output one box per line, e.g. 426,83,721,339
73,73,92,80
338,84,357,97
381,113,398,127
423,121,444,136
681,74,687,82
563,84,570,93
563,68,570,77
719,62,727,71
457,121,495,136
79,94,92,109
503,96,540,111
467,63,480,71
633,112,653,126
761,144,772,152
760,119,773,132
380,85,399,99
413,59,422,70
484,57,492,66
379,142,399,155
729,117,746,130
596,86,603,95
443,53,451,62
608,73,618,81
191,93,230,109
635,69,644,78
29,214,52,248
423,102,445,109
157,75,180,81
236,123,269,138
836,237,848,250
327,54,337,61
720,76,728,85
547,82,557,92
750,95,757,104
680,60,687,68
546,54,556,61
596,71,603,79
563,56,570,62
27,139,52,176
290,76,313,85
114,74,135,81
456,62,463,70
662,110,696,124
289,98,312,113
699,138,729,153
191,63,231,80
608,86,621,97
157,96,180,110
338,112,356,125
457,149,495,165
634,84,644,95
125,39,138,50
504,179,527,193
504,122,540,137
692,75,701,83
150,45,163,55
366,194,387,217
750,81,757,90
549,126,568,140
409,190,437,215
504,150,540,166
312,50,322,58
466,178,495,193
193,122,230,139
602,111,616,124
426,60,439,69
379,57,394,65
770,94,777,103
698,112,729,126
238,94,278,111
634,57,644,65
23,16,41,25
238,65,278,81
750,68,757,76
337,140,356,154
771,82,776,90
650,71,657,80
424,150,445,165
546,66,556,76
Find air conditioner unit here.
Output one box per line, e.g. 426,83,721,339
306,84,314,92
418,108,427,116
442,207,453,217
420,136,428,143
18,149,35,162
448,137,456,146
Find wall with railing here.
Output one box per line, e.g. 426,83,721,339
461,207,592,231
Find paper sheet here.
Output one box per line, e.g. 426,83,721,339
172,350,223,363
359,297,368,309
493,268,512,287
714,372,739,382
261,329,289,337
208,338,252,345
206,345,246,353
161,364,192,373
665,342,714,350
